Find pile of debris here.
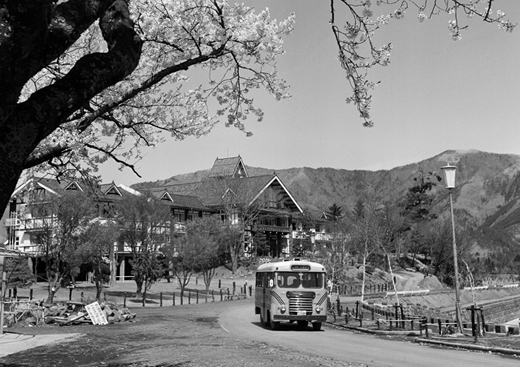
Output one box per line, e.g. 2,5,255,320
3,300,136,328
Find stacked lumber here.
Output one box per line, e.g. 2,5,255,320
43,301,137,326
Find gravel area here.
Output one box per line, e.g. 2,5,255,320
0,300,367,367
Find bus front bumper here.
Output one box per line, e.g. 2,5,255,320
273,315,327,322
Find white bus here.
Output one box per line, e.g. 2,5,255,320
255,259,328,331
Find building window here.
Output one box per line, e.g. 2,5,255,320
261,217,276,226
172,209,185,222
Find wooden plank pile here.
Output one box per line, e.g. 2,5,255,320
43,301,137,326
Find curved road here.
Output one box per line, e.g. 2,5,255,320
219,300,519,367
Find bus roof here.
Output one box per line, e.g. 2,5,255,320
256,259,326,273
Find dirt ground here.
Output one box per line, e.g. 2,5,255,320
2,269,519,366
0,300,366,367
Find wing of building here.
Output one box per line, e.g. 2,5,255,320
2,156,331,282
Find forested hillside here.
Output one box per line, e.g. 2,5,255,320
133,150,520,274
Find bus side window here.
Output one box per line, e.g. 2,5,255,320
277,274,284,287
255,273,262,287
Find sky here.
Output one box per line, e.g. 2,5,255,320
98,1,520,185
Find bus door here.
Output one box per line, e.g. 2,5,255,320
263,272,274,316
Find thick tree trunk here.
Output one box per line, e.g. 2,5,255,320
0,1,142,212
135,278,143,296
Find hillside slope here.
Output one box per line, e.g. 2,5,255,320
133,149,520,267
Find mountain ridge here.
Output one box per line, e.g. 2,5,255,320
132,149,520,263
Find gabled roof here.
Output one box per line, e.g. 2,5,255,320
192,174,302,213
143,187,213,211
63,181,83,192
208,156,248,179
251,176,302,213
11,177,97,199
99,182,123,197
168,194,213,211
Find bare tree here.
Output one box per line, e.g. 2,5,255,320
116,192,170,297
28,190,95,303
78,219,120,301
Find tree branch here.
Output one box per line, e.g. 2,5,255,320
76,43,227,132
85,143,142,178
7,0,143,156
23,145,73,170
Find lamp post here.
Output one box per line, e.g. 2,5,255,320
441,163,463,334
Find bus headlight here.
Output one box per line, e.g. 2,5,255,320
315,306,322,314
280,305,286,314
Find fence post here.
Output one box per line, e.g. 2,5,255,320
196,290,199,304
220,289,223,301
394,303,399,328
173,292,175,306
233,282,236,295
81,292,84,303
69,288,73,301
124,292,127,308
219,279,221,288
400,305,405,328
188,291,191,305
476,307,482,339
29,289,33,300
160,292,163,307
355,301,359,319
480,308,486,336
142,293,145,307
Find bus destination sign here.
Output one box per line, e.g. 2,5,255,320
291,265,310,271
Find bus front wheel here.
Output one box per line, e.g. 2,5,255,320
269,314,280,330
312,322,322,331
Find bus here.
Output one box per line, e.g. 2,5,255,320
255,259,328,331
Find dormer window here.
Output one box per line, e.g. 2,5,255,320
160,192,173,202
106,186,122,196
65,181,82,191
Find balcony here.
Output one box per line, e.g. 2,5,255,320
5,218,21,227
254,224,291,233
21,217,55,231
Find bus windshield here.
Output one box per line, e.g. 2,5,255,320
276,272,324,289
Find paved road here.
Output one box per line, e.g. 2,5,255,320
219,301,520,367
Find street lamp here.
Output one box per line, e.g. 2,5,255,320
441,163,463,334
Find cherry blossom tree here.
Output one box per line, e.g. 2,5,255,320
0,0,294,213
330,0,516,127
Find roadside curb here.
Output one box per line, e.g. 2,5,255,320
326,321,520,357
0,332,82,358
325,321,421,337
414,337,520,356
